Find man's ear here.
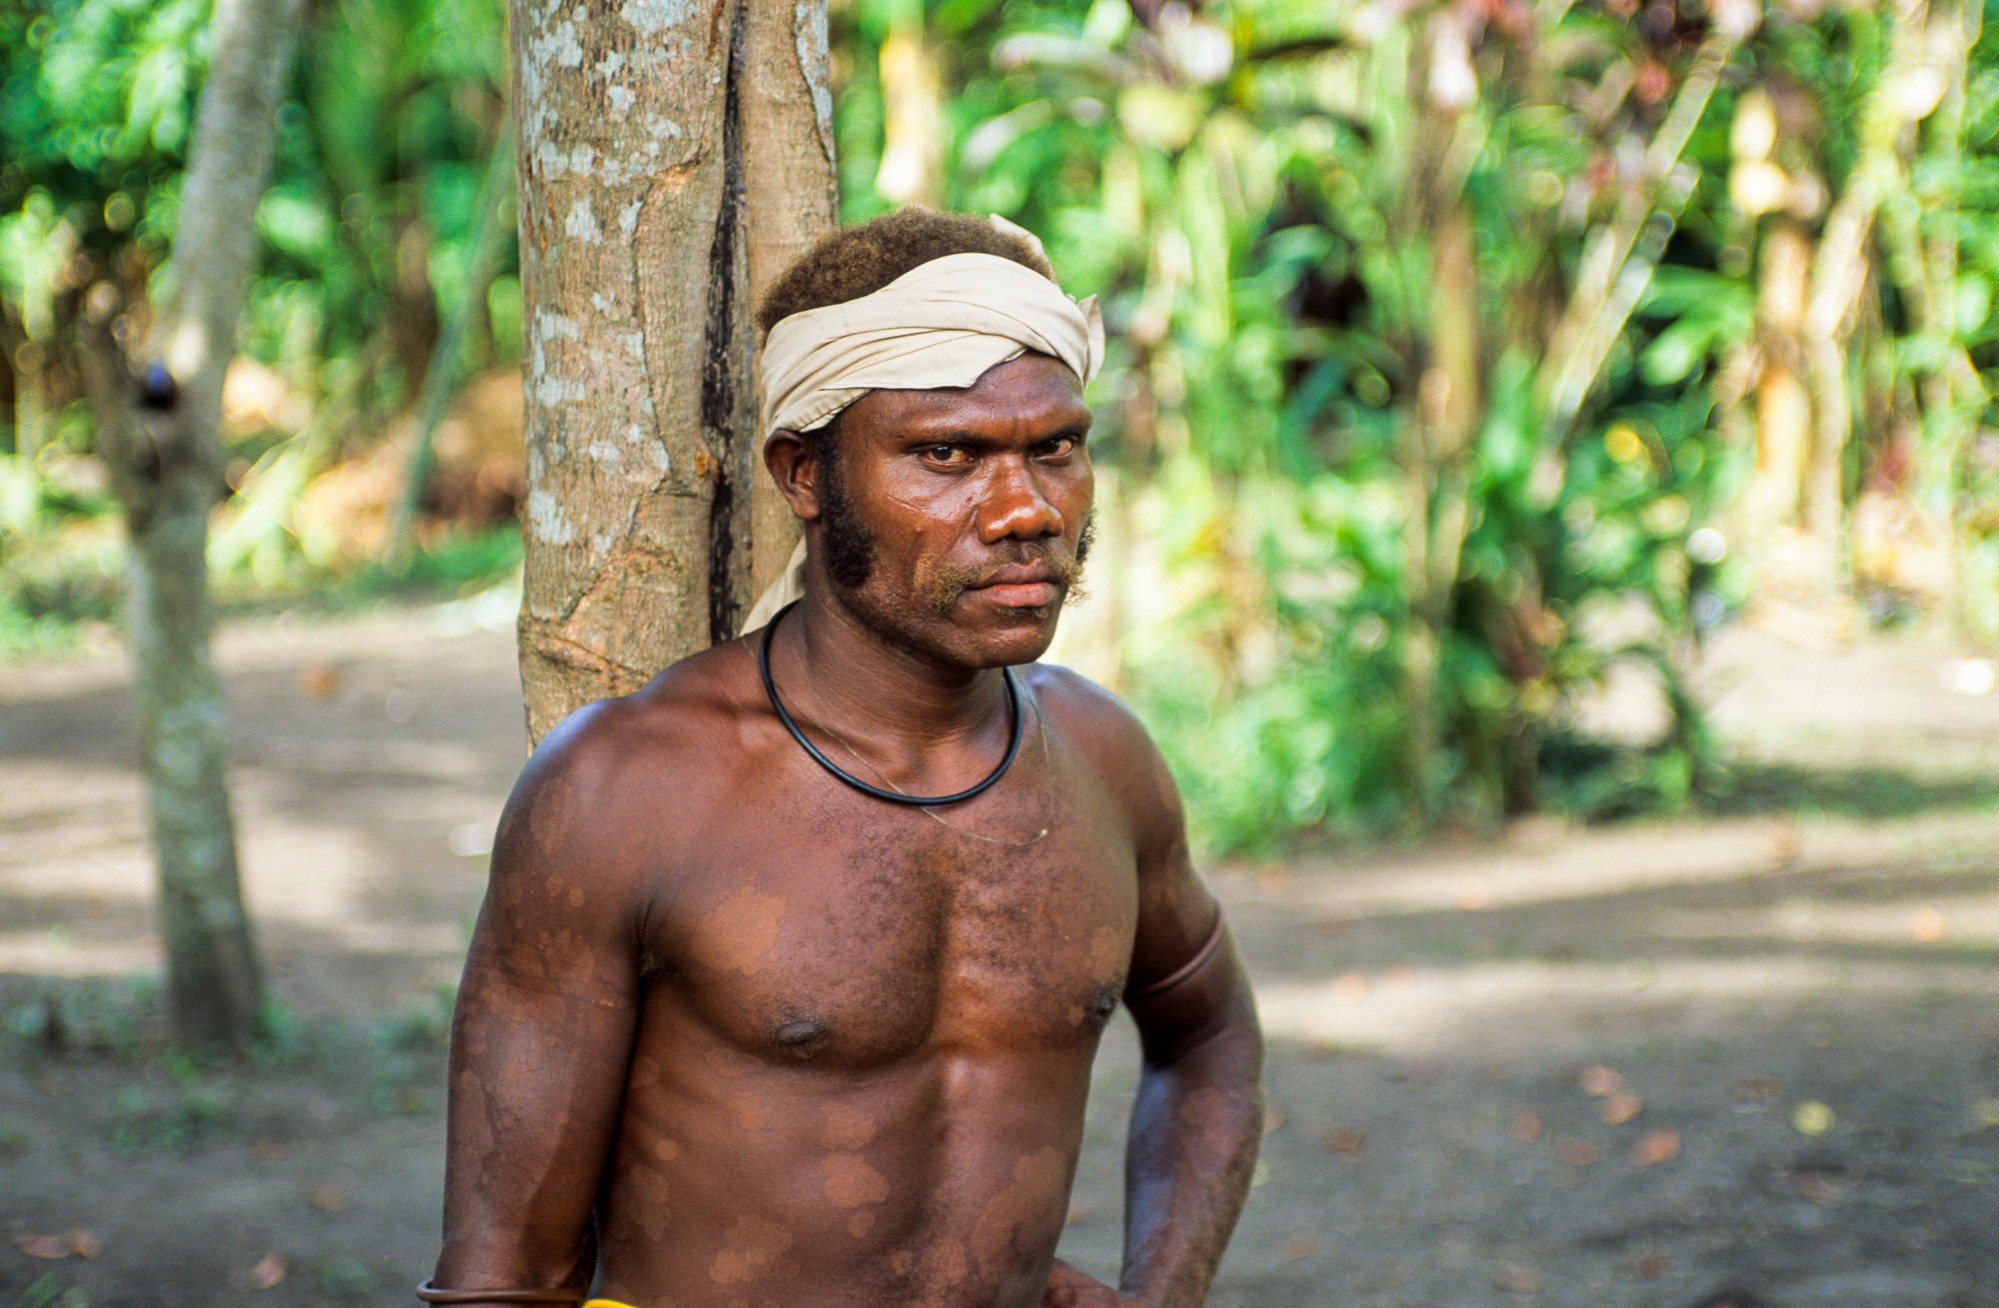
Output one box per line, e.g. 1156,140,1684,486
763,430,822,522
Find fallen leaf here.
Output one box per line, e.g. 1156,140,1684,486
63,1229,101,1258
1579,1065,1623,1097
1492,1262,1545,1294
250,1252,288,1290
1734,1076,1780,1102
1632,1130,1680,1165
1510,1113,1542,1143
1601,1092,1643,1125
1063,1206,1092,1228
1263,1105,1288,1135
297,663,341,701
1283,1235,1318,1261
1632,1252,1670,1280
308,1185,346,1213
1912,906,1946,944
1322,1127,1369,1154
1793,1172,1843,1204
15,1233,68,1259
1791,1101,1835,1136
1554,1138,1599,1166
1766,820,1800,868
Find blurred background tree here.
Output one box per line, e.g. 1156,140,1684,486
3,0,1997,856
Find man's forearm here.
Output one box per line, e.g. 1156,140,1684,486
1117,1017,1264,1308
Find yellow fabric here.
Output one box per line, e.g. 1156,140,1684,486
581,1300,636,1308
756,250,1104,444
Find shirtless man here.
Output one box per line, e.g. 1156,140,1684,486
425,209,1263,1308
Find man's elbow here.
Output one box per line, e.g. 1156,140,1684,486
1137,990,1263,1076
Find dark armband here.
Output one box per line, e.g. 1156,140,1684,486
415,1281,585,1304
1124,910,1228,1002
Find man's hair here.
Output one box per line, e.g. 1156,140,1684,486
754,208,1056,341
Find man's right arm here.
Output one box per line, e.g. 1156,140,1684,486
430,703,653,1302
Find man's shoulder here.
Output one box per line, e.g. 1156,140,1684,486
1020,662,1151,749
524,639,759,802
1021,662,1183,828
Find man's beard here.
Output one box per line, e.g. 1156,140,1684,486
815,441,1094,613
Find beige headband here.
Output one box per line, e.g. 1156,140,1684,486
757,250,1104,442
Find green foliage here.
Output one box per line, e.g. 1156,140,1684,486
0,0,518,618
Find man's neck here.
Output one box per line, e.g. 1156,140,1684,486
769,585,1014,773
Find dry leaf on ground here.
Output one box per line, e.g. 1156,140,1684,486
1510,1113,1542,1143
63,1229,101,1258
308,1185,346,1213
1579,1065,1623,1096
1601,1092,1643,1125
1322,1127,1369,1154
15,1233,68,1259
250,1252,289,1289
1283,1236,1318,1261
1633,1130,1680,1165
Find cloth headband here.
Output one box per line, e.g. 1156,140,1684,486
757,248,1105,442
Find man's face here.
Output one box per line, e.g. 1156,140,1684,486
806,352,1094,669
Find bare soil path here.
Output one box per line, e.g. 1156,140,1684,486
2,607,1997,1307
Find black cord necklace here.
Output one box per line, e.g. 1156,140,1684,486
759,600,1023,807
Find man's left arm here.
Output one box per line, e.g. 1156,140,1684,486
1046,695,1264,1308
1115,899,1261,1308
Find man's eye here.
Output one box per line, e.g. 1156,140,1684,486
925,445,969,465
1043,436,1079,458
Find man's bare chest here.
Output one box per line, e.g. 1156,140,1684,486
644,810,1139,1069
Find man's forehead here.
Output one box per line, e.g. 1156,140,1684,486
854,353,1088,426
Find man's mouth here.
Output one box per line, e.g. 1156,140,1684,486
966,562,1063,609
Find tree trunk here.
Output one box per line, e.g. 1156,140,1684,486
514,0,835,746
77,0,305,1054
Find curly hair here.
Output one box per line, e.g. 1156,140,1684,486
753,208,1055,341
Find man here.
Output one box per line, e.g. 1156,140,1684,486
424,209,1262,1308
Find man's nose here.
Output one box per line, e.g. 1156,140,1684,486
976,456,1064,543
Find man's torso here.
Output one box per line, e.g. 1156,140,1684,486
565,644,1147,1307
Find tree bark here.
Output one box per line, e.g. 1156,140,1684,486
513,0,835,746
77,0,306,1054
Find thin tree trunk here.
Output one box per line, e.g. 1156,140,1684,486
77,0,305,1054
388,124,518,567
514,0,833,745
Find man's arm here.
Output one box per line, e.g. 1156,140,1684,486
429,704,651,1303
1045,684,1264,1308
1114,758,1262,1308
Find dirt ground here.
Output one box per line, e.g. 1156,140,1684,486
3,601,1999,1307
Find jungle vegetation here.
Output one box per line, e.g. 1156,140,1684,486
4,0,1997,851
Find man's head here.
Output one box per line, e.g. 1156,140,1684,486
757,210,1101,669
